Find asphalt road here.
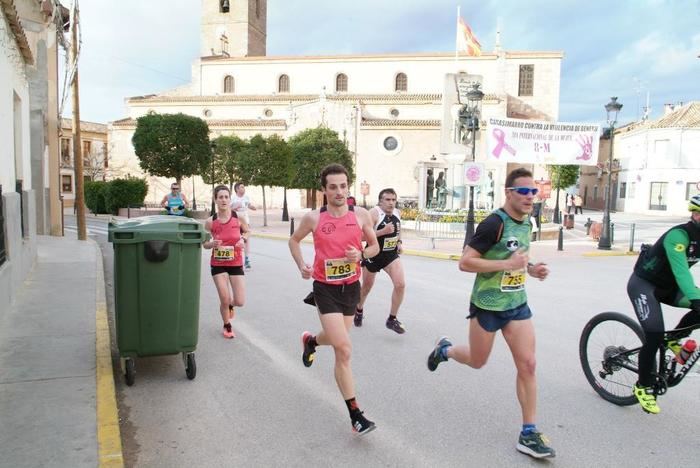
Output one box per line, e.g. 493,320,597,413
66,215,700,468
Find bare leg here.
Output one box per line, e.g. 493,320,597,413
502,318,537,424
212,273,232,324
447,317,496,368
383,259,405,317
316,313,355,399
358,268,376,310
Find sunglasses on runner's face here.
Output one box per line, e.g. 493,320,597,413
507,187,538,196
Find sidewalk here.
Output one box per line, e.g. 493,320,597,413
0,236,122,467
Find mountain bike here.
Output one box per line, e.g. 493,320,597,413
579,311,700,406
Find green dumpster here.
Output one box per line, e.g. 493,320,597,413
108,215,206,385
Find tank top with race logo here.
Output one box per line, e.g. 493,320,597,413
312,206,363,285
471,209,532,311
374,206,401,254
209,213,244,267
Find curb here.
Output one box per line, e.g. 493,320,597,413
93,240,125,467
582,250,639,257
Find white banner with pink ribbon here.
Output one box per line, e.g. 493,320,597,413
486,118,601,166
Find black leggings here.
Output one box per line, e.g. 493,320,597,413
627,274,700,386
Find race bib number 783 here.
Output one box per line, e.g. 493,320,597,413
324,258,357,282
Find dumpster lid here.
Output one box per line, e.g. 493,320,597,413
109,215,203,233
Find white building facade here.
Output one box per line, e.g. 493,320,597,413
110,0,563,211
614,103,700,216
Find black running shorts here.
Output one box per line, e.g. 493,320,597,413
312,280,360,316
362,253,399,273
211,265,245,276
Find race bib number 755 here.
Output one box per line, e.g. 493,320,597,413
500,269,526,292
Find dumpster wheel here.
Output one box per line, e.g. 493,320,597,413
184,352,196,380
125,358,135,386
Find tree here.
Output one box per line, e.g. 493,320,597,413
251,134,293,226
288,127,354,209
547,164,580,222
132,113,211,186
202,135,247,189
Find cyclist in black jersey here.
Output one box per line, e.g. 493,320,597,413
627,194,700,414
354,188,406,333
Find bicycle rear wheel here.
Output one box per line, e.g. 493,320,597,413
579,312,644,406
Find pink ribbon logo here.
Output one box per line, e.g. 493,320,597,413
492,128,516,158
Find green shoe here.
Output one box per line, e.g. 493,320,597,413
667,340,681,356
633,384,660,414
516,431,556,459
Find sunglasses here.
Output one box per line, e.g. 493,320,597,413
507,187,539,196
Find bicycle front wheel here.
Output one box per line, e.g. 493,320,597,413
579,312,645,406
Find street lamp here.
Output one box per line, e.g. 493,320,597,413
461,82,484,246
210,140,217,216
191,177,197,211
598,96,623,250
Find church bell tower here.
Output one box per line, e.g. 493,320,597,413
201,0,267,57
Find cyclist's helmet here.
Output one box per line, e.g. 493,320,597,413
690,194,700,212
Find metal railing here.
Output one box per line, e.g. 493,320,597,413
415,212,466,249
0,185,6,266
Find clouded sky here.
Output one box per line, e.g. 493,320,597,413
65,0,700,126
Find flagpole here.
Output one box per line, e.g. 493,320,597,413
455,5,460,66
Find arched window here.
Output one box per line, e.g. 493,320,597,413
278,74,290,93
223,75,234,93
336,73,348,92
395,72,407,92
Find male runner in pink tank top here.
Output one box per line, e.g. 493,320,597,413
288,164,380,435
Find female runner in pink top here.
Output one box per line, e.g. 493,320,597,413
204,185,249,338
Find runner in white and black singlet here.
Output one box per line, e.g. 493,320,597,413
354,188,406,334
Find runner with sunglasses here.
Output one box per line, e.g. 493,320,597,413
426,167,555,459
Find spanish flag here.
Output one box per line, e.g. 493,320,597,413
456,16,481,56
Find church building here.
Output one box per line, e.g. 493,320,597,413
109,0,563,210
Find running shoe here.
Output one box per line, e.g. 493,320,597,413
301,331,316,367
223,323,235,339
386,317,406,334
516,431,556,459
427,336,451,371
351,411,376,436
633,383,660,414
354,308,364,327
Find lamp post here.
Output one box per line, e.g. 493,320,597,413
598,97,622,250
461,83,484,247
210,140,217,216
191,177,197,211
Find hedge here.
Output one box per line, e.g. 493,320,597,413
84,180,108,214
104,178,149,214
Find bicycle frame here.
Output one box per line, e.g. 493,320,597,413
659,324,700,389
